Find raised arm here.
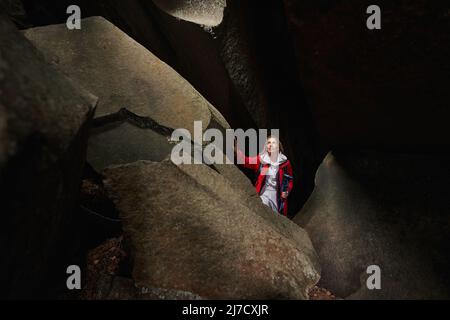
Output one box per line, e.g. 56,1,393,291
234,141,259,171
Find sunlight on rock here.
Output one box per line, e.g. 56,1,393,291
152,0,226,26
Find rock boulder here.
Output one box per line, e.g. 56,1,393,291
103,160,320,299
294,151,450,299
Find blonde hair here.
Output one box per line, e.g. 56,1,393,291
266,135,284,153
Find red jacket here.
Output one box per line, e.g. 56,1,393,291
236,149,293,216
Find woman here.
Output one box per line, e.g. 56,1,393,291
235,136,293,216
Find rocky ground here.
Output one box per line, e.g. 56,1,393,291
80,236,337,300
308,286,337,300
79,237,129,300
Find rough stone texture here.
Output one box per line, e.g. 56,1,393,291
23,16,229,171
294,151,450,299
283,0,450,151
23,16,211,135
0,15,97,298
86,121,174,171
152,0,226,27
183,157,317,254
103,160,320,299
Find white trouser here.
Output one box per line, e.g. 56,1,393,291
260,186,278,213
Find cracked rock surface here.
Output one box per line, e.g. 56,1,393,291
102,160,320,299
23,16,211,133
23,16,229,171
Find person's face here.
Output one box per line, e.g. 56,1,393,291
266,137,279,154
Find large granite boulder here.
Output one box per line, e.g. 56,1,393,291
294,151,450,299
0,15,97,298
23,16,226,172
23,16,211,130
87,121,174,170
103,160,320,299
